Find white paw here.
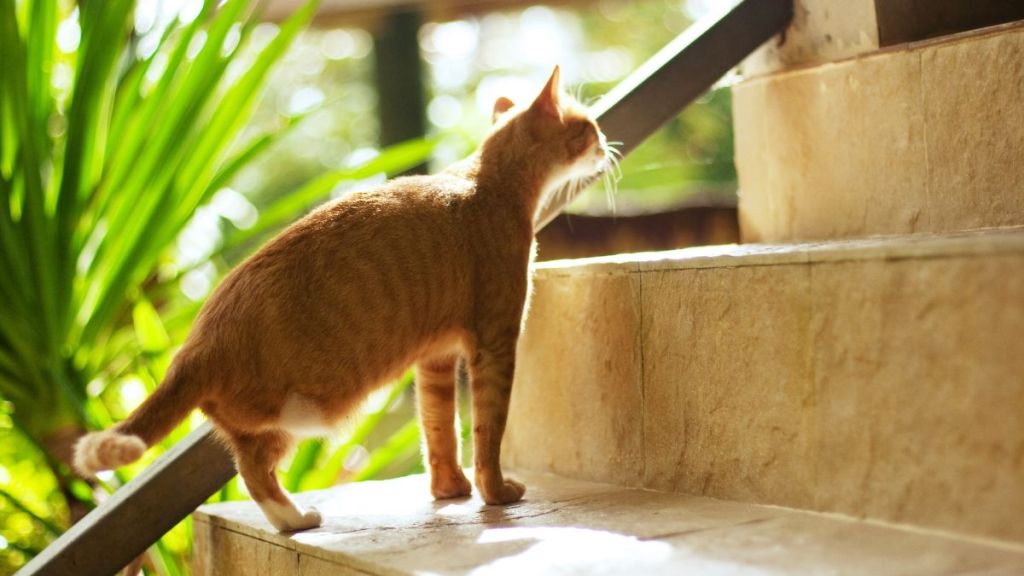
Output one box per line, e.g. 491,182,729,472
277,506,322,532
258,500,323,532
297,506,322,530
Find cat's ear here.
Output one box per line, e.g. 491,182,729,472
530,65,562,121
492,97,515,123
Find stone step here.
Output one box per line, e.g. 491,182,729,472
192,470,1024,575
732,19,1024,242
504,228,1024,544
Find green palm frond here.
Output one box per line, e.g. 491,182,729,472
0,0,436,572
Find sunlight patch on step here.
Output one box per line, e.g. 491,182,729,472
435,503,476,517
534,242,807,272
468,526,677,576
535,228,1024,275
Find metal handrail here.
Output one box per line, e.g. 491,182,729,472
18,1,791,574
18,424,233,576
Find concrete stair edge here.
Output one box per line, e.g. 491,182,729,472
192,470,1024,576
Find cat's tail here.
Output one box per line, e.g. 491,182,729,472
73,359,203,476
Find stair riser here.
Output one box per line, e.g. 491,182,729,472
504,243,1024,543
733,22,1024,242
193,520,362,575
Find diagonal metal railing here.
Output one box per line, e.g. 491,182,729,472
18,0,791,574
19,423,234,575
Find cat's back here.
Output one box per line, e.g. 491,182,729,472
221,172,473,285
303,172,473,241
190,172,476,355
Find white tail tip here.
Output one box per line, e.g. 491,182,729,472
73,430,146,476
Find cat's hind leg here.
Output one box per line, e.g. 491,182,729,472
229,430,322,532
416,355,472,499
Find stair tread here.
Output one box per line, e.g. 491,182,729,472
194,470,1024,575
535,226,1024,275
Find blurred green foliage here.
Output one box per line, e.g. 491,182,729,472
245,0,737,217
0,0,432,573
412,0,736,214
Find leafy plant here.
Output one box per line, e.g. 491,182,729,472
0,0,434,573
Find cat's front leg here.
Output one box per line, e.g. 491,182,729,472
415,355,472,499
469,347,526,505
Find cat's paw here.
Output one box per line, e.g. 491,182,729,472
479,477,526,505
431,468,472,500
296,506,323,530
267,505,322,533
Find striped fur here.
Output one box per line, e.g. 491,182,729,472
74,67,610,532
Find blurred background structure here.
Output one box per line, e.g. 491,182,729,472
244,0,740,261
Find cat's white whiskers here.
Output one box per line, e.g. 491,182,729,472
605,167,619,213
567,177,581,206
567,176,584,209
603,142,623,185
549,187,560,213
597,141,621,215
602,173,614,214
606,148,623,183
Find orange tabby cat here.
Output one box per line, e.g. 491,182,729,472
74,66,609,532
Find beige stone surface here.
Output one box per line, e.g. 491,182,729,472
734,49,928,242
922,27,1024,232
534,228,1024,273
811,255,1024,540
504,229,1024,543
194,518,301,575
740,0,880,78
734,22,1024,242
194,470,1024,575
503,269,644,487
641,265,815,509
297,556,378,576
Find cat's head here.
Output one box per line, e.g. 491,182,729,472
487,66,612,189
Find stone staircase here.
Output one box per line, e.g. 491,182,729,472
504,228,1024,545
192,4,1024,575
194,469,1024,575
